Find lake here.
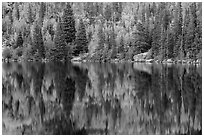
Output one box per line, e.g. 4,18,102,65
2,61,202,135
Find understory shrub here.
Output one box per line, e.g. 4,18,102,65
2,47,12,60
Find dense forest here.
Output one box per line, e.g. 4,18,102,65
2,2,202,62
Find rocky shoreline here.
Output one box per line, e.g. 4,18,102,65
2,57,202,65
70,50,202,65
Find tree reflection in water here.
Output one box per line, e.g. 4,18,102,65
2,62,202,135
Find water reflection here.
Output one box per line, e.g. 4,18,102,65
2,62,202,135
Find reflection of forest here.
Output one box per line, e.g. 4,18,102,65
2,62,202,135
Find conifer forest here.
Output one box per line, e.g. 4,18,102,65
2,2,202,135
2,2,202,62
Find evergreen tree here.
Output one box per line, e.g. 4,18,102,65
84,2,95,25
151,2,157,16
151,15,161,58
160,29,167,60
75,18,88,56
183,8,190,57
16,31,23,48
160,4,171,59
96,3,104,16
110,25,117,59
191,3,201,60
118,35,125,59
118,3,123,20
119,36,124,53
141,3,146,24
185,3,197,59
196,3,202,40
144,3,152,45
32,22,45,59
13,3,20,20
61,3,76,44
133,21,150,54
193,33,201,59
93,22,105,60
172,2,183,58
6,10,13,35
27,3,34,24
38,2,46,26
39,2,46,19
98,22,105,49
174,3,182,37
112,2,123,22
104,5,112,21
54,22,67,61
167,29,174,59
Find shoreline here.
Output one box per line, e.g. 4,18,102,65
2,58,202,65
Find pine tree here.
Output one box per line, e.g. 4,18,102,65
160,29,167,60
151,15,161,58
133,21,150,54
193,33,201,59
93,22,105,60
27,3,34,24
96,3,104,16
167,29,174,59
39,2,46,19
13,3,20,20
144,3,152,45
75,18,88,56
160,3,171,59
6,10,13,35
141,3,146,24
118,35,125,59
61,3,76,44
16,31,23,48
54,22,67,61
84,2,95,25
38,2,46,26
104,5,112,21
174,3,182,37
98,22,105,49
191,3,201,60
151,2,157,16
162,8,171,31
171,2,183,59
196,3,202,41
32,22,45,59
185,3,197,59
119,35,124,53
183,8,190,57
110,25,117,59
118,3,123,20
112,2,123,22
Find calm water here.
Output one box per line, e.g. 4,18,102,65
2,62,202,135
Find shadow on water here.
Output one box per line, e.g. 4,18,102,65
2,62,202,135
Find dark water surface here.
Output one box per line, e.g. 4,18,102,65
2,62,202,135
